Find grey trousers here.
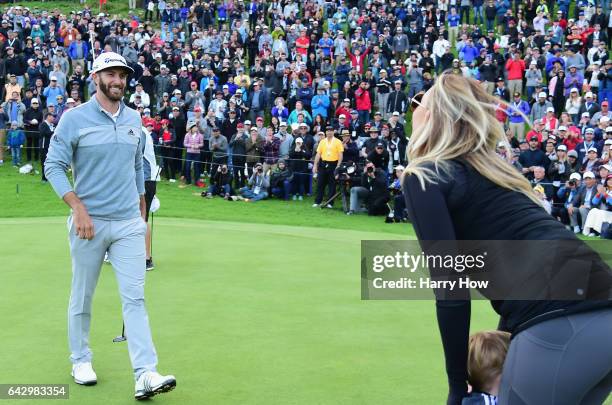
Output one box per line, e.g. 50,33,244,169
579,207,591,230
499,308,612,405
350,186,369,213
67,215,158,381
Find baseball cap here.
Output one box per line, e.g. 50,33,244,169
570,87,579,93
603,101,610,106
586,91,594,98
601,163,612,171
279,122,287,127
546,107,555,112
90,52,134,75
66,98,75,103
376,142,384,148
568,150,578,158
606,139,612,145
538,92,547,98
570,172,582,181
31,98,39,104
392,111,400,116
237,122,244,128
339,114,346,119
244,120,252,125
558,125,567,131
583,171,596,178
582,112,590,117
343,98,350,102
193,106,202,112
529,135,539,141
587,146,598,153
586,128,595,133
556,144,567,151
350,110,358,114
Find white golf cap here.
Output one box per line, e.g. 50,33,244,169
392,111,400,116
602,163,612,171
586,127,595,133
570,172,582,181
586,91,593,98
556,144,567,151
244,120,251,125
90,52,134,75
31,98,39,103
587,146,598,152
570,87,579,93
583,171,596,178
538,91,547,98
546,107,555,112
558,125,567,131
606,139,612,145
606,126,612,132
280,121,287,126
66,98,75,103
582,112,590,117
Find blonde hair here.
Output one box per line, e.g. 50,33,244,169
403,72,541,205
467,330,511,393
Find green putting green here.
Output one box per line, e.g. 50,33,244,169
0,217,500,405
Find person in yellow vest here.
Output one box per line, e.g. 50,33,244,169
312,127,344,208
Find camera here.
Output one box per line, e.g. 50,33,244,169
366,166,374,173
569,179,577,186
257,167,263,173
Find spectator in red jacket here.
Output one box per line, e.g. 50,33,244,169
355,81,372,124
505,53,526,96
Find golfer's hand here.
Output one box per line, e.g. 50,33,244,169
73,204,95,240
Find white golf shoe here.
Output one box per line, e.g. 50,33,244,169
71,362,97,386
134,371,176,400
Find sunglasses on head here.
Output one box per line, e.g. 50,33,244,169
410,91,424,112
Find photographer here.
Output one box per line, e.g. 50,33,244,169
553,172,583,232
547,144,571,196
389,165,409,222
347,162,390,216
270,159,293,200
229,128,249,188
205,164,233,199
341,129,359,163
367,142,390,175
240,162,270,202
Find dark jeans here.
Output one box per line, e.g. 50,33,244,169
232,157,247,188
292,172,308,196
209,183,231,196
26,132,39,161
272,179,291,200
183,152,201,184
161,146,175,179
40,147,48,181
315,161,337,205
393,194,408,220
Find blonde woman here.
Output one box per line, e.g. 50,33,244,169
564,87,582,124
402,72,612,405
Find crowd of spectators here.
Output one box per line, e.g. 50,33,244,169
0,0,610,233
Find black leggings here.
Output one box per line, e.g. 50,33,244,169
499,308,612,405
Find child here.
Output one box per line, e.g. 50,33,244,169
462,330,511,405
6,121,25,167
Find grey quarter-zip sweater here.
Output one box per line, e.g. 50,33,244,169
44,96,145,220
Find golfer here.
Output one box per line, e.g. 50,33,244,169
403,72,612,405
44,52,176,400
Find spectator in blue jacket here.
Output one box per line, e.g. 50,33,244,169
506,92,531,141
297,81,314,108
311,87,330,120
6,121,25,167
458,38,480,64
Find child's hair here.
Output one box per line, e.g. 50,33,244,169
467,330,511,393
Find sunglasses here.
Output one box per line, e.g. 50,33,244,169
410,91,425,112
